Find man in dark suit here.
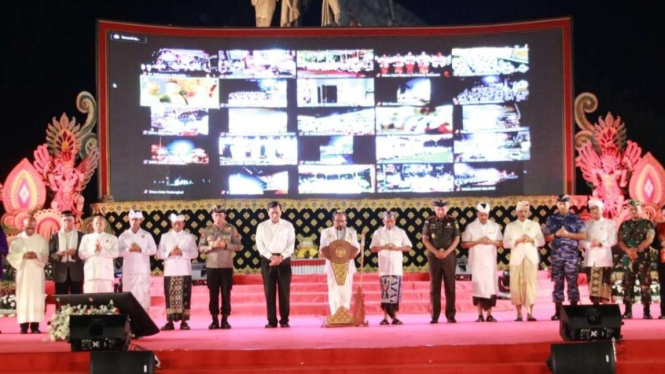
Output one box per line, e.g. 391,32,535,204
49,211,85,295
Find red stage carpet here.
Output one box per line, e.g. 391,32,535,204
1,273,664,373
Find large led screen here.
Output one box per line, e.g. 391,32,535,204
99,20,572,200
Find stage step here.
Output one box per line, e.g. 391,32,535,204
149,272,562,316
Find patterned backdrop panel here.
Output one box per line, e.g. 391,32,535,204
92,196,589,274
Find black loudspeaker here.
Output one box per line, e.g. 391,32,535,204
548,341,616,374
69,314,130,352
559,304,622,341
90,351,155,374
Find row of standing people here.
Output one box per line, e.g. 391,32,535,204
2,196,664,334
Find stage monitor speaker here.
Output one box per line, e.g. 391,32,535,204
90,351,155,374
559,304,622,341
548,341,616,374
55,292,159,338
69,314,130,352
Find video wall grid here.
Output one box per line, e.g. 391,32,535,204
99,20,572,201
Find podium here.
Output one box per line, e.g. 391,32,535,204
321,239,359,327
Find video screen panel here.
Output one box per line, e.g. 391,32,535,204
101,21,571,200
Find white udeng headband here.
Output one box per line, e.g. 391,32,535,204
516,201,530,211
476,203,490,214
169,213,185,222
588,198,605,211
128,210,144,220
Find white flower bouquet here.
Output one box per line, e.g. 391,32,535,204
47,301,120,342
0,294,17,317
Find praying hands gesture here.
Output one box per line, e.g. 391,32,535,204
555,226,569,238
23,251,37,260
171,246,182,256
590,239,602,248
516,234,534,245
213,238,227,250
129,243,142,253
95,240,102,252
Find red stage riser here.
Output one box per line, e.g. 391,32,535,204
3,341,664,374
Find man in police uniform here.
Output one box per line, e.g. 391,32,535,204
617,200,655,319
199,206,243,329
544,194,587,320
422,199,460,323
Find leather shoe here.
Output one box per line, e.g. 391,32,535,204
527,315,537,322
279,322,290,328
221,320,232,329
265,323,277,328
208,321,219,330
430,319,438,324
486,315,497,323
161,322,174,331
179,322,190,330
446,317,457,323
475,315,485,322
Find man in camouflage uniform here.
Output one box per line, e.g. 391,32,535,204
544,195,587,320
422,199,460,324
199,206,243,329
617,200,655,319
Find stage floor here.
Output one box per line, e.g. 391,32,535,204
2,306,665,374
1,305,663,353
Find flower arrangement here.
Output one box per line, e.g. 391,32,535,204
47,301,120,342
0,294,16,317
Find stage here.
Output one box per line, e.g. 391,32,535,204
1,274,664,373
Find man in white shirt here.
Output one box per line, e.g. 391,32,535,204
319,211,360,316
580,199,617,305
461,203,503,322
49,211,84,296
7,217,49,334
370,211,412,325
156,213,199,331
503,201,545,321
255,201,295,328
118,210,157,311
79,216,119,294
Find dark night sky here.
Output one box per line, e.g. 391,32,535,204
1,0,662,209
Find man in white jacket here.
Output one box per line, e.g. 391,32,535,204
118,210,157,311
157,213,199,330
79,216,119,294
461,203,503,322
7,217,49,334
502,201,545,322
319,211,360,316
580,199,616,305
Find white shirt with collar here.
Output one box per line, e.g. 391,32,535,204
156,229,198,276
319,227,359,275
118,228,157,276
58,229,79,263
256,219,295,260
503,219,545,266
580,218,616,267
370,226,412,276
79,232,119,282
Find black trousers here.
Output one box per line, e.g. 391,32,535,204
427,253,457,320
659,263,665,316
261,257,292,325
55,268,83,295
207,268,233,316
